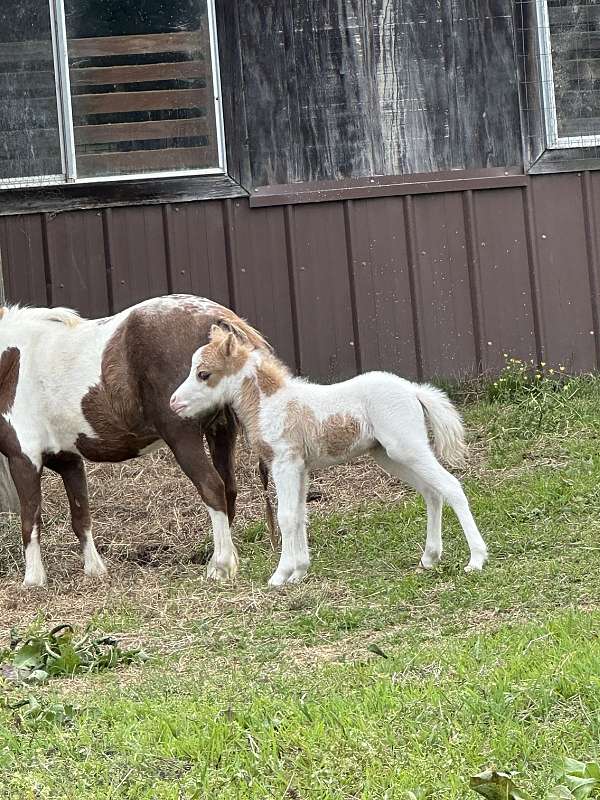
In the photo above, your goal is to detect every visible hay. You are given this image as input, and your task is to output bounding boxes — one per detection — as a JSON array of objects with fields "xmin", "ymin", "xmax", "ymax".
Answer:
[{"xmin": 0, "ymin": 439, "xmax": 408, "ymax": 636}]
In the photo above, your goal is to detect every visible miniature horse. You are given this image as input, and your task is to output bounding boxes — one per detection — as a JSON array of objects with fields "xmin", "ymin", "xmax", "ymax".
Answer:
[
  {"xmin": 171, "ymin": 326, "xmax": 488, "ymax": 586},
  {"xmin": 0, "ymin": 296, "xmax": 269, "ymax": 587}
]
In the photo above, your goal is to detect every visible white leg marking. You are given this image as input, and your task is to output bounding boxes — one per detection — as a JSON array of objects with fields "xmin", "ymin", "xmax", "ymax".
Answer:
[
  {"xmin": 206, "ymin": 508, "xmax": 239, "ymax": 580},
  {"xmin": 23, "ymin": 525, "xmax": 47, "ymax": 588},
  {"xmin": 268, "ymin": 461, "xmax": 310, "ymax": 587},
  {"xmin": 82, "ymin": 531, "xmax": 108, "ymax": 578}
]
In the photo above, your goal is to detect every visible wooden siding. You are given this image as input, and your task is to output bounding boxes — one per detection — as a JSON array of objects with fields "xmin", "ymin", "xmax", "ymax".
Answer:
[
  {"xmin": 218, "ymin": 0, "xmax": 523, "ymax": 188},
  {"xmin": 1, "ymin": 173, "xmax": 599, "ymax": 382}
]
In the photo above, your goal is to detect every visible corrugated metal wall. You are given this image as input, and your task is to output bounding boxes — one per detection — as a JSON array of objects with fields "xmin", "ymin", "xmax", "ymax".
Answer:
[{"xmin": 1, "ymin": 172, "xmax": 599, "ymax": 381}]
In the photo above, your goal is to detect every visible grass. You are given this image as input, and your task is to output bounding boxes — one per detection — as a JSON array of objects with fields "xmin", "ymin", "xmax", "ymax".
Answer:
[{"xmin": 1, "ymin": 367, "xmax": 600, "ymax": 799}]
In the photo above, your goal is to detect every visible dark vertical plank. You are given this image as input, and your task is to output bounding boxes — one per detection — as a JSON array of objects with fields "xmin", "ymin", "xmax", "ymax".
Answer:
[
  {"xmin": 532, "ymin": 173, "xmax": 596, "ymax": 371},
  {"xmin": 412, "ymin": 192, "xmax": 476, "ymax": 378},
  {"xmin": 289, "ymin": 0, "xmax": 377, "ymax": 181},
  {"xmin": 215, "ymin": 0, "xmax": 252, "ymax": 188},
  {"xmin": 473, "ymin": 187, "xmax": 537, "ymax": 371},
  {"xmin": 290, "ymin": 201, "xmax": 356, "ymax": 381},
  {"xmin": 44, "ymin": 209, "xmax": 110, "ymax": 317},
  {"xmin": 229, "ymin": 200, "xmax": 296, "ymax": 368},
  {"xmin": 164, "ymin": 202, "xmax": 230, "ymax": 306},
  {"xmin": 0, "ymin": 214, "xmax": 48, "ymax": 306},
  {"xmin": 347, "ymin": 196, "xmax": 418, "ymax": 378},
  {"xmin": 370, "ymin": 0, "xmax": 451, "ymax": 175},
  {"xmin": 106, "ymin": 206, "xmax": 169, "ymax": 311},
  {"xmin": 234, "ymin": 0, "xmax": 297, "ymax": 187},
  {"xmin": 448, "ymin": 0, "xmax": 522, "ymax": 169}
]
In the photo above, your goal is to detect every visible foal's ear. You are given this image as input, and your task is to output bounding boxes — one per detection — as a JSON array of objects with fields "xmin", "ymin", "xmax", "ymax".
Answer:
[
  {"xmin": 209, "ymin": 323, "xmax": 226, "ymax": 342},
  {"xmin": 221, "ymin": 331, "xmax": 238, "ymax": 357}
]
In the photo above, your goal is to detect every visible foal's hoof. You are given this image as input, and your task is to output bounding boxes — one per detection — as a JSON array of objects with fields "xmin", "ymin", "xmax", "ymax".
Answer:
[
  {"xmin": 419, "ymin": 549, "xmax": 442, "ymax": 570},
  {"xmin": 22, "ymin": 575, "xmax": 47, "ymax": 589},
  {"xmin": 267, "ymin": 569, "xmax": 307, "ymax": 587},
  {"xmin": 465, "ymin": 550, "xmax": 488, "ymax": 573}
]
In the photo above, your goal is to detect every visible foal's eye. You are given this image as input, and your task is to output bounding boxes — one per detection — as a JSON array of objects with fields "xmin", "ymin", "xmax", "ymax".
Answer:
[{"xmin": 197, "ymin": 371, "xmax": 211, "ymax": 382}]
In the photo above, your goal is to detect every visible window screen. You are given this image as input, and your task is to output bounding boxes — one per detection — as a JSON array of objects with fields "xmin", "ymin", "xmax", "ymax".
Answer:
[
  {"xmin": 0, "ymin": 1, "xmax": 62, "ymax": 183},
  {"xmin": 542, "ymin": 0, "xmax": 600, "ymax": 146},
  {"xmin": 0, "ymin": 0, "xmax": 223, "ymax": 188}
]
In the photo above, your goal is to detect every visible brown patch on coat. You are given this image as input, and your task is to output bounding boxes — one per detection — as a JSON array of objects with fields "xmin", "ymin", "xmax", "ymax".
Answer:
[
  {"xmin": 0, "ymin": 347, "xmax": 20, "ymax": 414},
  {"xmin": 237, "ymin": 377, "xmax": 274, "ymax": 463},
  {"xmin": 77, "ymin": 323, "xmax": 159, "ymax": 461},
  {"xmin": 282, "ymin": 403, "xmax": 361, "ymax": 460},
  {"xmin": 321, "ymin": 413, "xmax": 361, "ymax": 457},
  {"xmin": 0, "ymin": 307, "xmax": 6, "ymax": 319},
  {"xmin": 196, "ymin": 327, "xmax": 251, "ymax": 388},
  {"xmin": 283, "ymin": 400, "xmax": 320, "ymax": 459},
  {"xmin": 256, "ymin": 356, "xmax": 288, "ymax": 396}
]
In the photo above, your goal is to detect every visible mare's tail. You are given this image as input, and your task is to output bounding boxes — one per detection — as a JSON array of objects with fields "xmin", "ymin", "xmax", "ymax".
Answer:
[{"xmin": 414, "ymin": 384, "xmax": 466, "ymax": 467}]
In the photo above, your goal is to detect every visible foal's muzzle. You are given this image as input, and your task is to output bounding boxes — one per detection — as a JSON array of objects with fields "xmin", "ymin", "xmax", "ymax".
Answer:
[{"xmin": 169, "ymin": 394, "xmax": 187, "ymax": 415}]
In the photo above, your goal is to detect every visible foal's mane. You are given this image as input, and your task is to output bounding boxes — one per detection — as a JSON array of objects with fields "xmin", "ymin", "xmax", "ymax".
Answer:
[
  {"xmin": 0, "ymin": 304, "xmax": 82, "ymax": 327},
  {"xmin": 217, "ymin": 316, "xmax": 273, "ymax": 352}
]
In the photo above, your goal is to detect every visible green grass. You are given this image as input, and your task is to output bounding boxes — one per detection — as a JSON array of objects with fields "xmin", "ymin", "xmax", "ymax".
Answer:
[{"xmin": 2, "ymin": 374, "xmax": 600, "ymax": 799}]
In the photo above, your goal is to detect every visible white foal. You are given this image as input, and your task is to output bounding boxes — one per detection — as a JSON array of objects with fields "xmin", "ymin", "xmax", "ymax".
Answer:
[{"xmin": 171, "ymin": 326, "xmax": 488, "ymax": 586}]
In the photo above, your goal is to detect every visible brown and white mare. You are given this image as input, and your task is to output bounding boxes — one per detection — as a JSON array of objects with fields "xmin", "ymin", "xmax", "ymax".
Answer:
[{"xmin": 0, "ymin": 295, "xmax": 268, "ymax": 587}]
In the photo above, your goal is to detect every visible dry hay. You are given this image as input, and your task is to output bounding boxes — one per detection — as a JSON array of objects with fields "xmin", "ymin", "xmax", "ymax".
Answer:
[{"xmin": 0, "ymin": 438, "xmax": 412, "ymax": 637}]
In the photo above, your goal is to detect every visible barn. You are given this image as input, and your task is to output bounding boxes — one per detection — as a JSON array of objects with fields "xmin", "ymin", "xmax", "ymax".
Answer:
[{"xmin": 1, "ymin": 0, "xmax": 599, "ymax": 382}]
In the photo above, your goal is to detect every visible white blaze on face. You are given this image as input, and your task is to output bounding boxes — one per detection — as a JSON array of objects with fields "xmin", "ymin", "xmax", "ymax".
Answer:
[
  {"xmin": 23, "ymin": 525, "xmax": 47, "ymax": 588},
  {"xmin": 170, "ymin": 346, "xmax": 214, "ymax": 417}
]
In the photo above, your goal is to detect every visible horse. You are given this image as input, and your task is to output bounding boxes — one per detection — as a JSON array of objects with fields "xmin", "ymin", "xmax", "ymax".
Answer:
[
  {"xmin": 170, "ymin": 325, "xmax": 488, "ymax": 586},
  {"xmin": 0, "ymin": 295, "xmax": 270, "ymax": 587}
]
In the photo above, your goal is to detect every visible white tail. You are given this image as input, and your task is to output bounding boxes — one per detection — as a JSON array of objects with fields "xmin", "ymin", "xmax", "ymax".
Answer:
[{"xmin": 415, "ymin": 383, "xmax": 466, "ymax": 467}]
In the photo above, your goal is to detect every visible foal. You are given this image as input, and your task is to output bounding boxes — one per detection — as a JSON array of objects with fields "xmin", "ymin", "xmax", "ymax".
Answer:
[{"xmin": 171, "ymin": 327, "xmax": 488, "ymax": 586}]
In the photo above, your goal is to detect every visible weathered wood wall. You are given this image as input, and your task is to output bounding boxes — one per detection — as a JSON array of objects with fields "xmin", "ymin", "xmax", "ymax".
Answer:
[
  {"xmin": 2, "ymin": 172, "xmax": 599, "ymax": 383},
  {"xmin": 218, "ymin": 0, "xmax": 523, "ymax": 188}
]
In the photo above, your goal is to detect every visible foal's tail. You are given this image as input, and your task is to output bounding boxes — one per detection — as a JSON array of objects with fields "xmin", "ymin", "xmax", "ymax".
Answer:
[{"xmin": 414, "ymin": 384, "xmax": 466, "ymax": 467}]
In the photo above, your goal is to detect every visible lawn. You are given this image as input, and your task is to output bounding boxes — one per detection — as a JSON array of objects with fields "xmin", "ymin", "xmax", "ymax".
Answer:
[{"xmin": 0, "ymin": 367, "xmax": 599, "ymax": 799}]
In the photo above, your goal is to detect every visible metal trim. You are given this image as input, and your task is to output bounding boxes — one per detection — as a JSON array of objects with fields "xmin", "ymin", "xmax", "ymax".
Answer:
[
  {"xmin": 250, "ymin": 168, "xmax": 528, "ymax": 208},
  {"xmin": 52, "ymin": 0, "xmax": 77, "ymax": 180}
]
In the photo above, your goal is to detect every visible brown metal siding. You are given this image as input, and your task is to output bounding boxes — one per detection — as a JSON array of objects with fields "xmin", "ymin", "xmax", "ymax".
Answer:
[{"xmin": 1, "ymin": 173, "xmax": 598, "ymax": 381}]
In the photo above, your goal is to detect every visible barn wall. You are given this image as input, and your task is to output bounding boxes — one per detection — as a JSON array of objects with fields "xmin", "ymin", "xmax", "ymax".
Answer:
[
  {"xmin": 218, "ymin": 0, "xmax": 523, "ymax": 188},
  {"xmin": 1, "ymin": 172, "xmax": 598, "ymax": 382}
]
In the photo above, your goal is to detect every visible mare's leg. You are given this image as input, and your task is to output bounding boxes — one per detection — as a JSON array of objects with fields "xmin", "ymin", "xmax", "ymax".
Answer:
[
  {"xmin": 204, "ymin": 409, "xmax": 237, "ymax": 525},
  {"xmin": 9, "ymin": 455, "xmax": 45, "ymax": 587},
  {"xmin": 44, "ymin": 453, "xmax": 107, "ymax": 578},
  {"xmin": 375, "ymin": 437, "xmax": 487, "ymax": 571},
  {"xmin": 268, "ymin": 458, "xmax": 310, "ymax": 587},
  {"xmin": 373, "ymin": 450, "xmax": 443, "ymax": 568},
  {"xmin": 164, "ymin": 424, "xmax": 238, "ymax": 580}
]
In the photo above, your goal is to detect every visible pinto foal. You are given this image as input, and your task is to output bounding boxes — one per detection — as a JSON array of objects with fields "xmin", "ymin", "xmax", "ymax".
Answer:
[{"xmin": 171, "ymin": 327, "xmax": 488, "ymax": 586}]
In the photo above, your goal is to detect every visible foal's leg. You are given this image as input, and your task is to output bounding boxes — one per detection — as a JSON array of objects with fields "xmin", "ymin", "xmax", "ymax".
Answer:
[
  {"xmin": 45, "ymin": 454, "xmax": 107, "ymax": 578},
  {"xmin": 268, "ymin": 458, "xmax": 310, "ymax": 587},
  {"xmin": 9, "ymin": 455, "xmax": 45, "ymax": 587},
  {"xmin": 373, "ymin": 450, "xmax": 443, "ymax": 569},
  {"xmin": 204, "ymin": 409, "xmax": 238, "ymax": 525},
  {"xmin": 165, "ymin": 426, "xmax": 239, "ymax": 580},
  {"xmin": 377, "ymin": 440, "xmax": 487, "ymax": 571}
]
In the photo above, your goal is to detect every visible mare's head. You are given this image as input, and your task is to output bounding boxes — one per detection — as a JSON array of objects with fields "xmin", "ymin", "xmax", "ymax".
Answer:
[{"xmin": 170, "ymin": 324, "xmax": 255, "ymax": 418}]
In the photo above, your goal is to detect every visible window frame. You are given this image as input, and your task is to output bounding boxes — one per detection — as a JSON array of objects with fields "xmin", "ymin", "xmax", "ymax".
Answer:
[
  {"xmin": 0, "ymin": 0, "xmax": 227, "ymax": 191},
  {"xmin": 536, "ymin": 0, "xmax": 600, "ymax": 151}
]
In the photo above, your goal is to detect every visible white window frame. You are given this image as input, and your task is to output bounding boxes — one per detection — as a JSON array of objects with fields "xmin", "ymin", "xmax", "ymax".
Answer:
[
  {"xmin": 1, "ymin": 0, "xmax": 227, "ymax": 190},
  {"xmin": 537, "ymin": 0, "xmax": 600, "ymax": 150}
]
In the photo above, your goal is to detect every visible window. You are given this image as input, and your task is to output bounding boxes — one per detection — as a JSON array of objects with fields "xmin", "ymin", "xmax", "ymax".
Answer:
[
  {"xmin": 0, "ymin": 0, "xmax": 225, "ymax": 189},
  {"xmin": 537, "ymin": 0, "xmax": 600, "ymax": 148}
]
